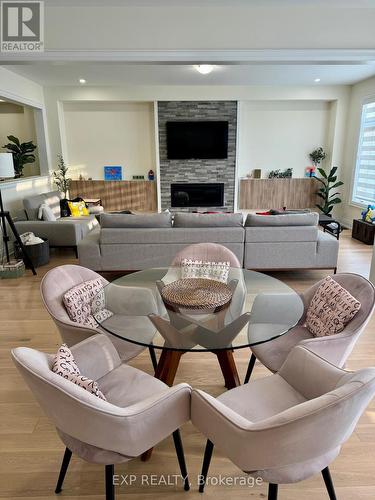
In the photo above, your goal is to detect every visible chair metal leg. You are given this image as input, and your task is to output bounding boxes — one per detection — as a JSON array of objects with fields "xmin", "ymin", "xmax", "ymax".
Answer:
[
  {"xmin": 198, "ymin": 439, "xmax": 214, "ymax": 493},
  {"xmin": 322, "ymin": 467, "xmax": 337, "ymax": 500},
  {"xmin": 268, "ymin": 483, "xmax": 278, "ymax": 500},
  {"xmin": 172, "ymin": 429, "xmax": 190, "ymax": 491},
  {"xmin": 244, "ymin": 353, "xmax": 256, "ymax": 384},
  {"xmin": 149, "ymin": 345, "xmax": 158, "ymax": 372},
  {"xmin": 105, "ymin": 464, "xmax": 115, "ymax": 500},
  {"xmin": 55, "ymin": 447, "xmax": 72, "ymax": 494}
]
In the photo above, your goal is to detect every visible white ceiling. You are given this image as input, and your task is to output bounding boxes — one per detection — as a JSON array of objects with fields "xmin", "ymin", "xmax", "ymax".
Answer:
[
  {"xmin": 42, "ymin": 0, "xmax": 375, "ymax": 6},
  {"xmin": 4, "ymin": 62, "xmax": 375, "ymax": 86}
]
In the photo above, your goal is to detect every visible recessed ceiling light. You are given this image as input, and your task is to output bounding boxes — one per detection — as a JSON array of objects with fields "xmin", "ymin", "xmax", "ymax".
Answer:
[
  {"xmin": 314, "ymin": 78, "xmax": 321, "ymax": 83},
  {"xmin": 79, "ymin": 78, "xmax": 86, "ymax": 84},
  {"xmin": 194, "ymin": 65, "xmax": 214, "ymax": 75}
]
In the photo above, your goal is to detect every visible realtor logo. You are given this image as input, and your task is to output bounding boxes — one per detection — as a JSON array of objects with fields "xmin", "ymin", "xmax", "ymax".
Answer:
[{"xmin": 1, "ymin": 1, "xmax": 44, "ymax": 52}]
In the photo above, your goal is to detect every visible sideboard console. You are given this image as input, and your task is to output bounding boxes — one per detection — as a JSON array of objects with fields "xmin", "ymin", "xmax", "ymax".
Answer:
[
  {"xmin": 69, "ymin": 180, "xmax": 157, "ymax": 212},
  {"xmin": 239, "ymin": 178, "xmax": 319, "ymax": 210}
]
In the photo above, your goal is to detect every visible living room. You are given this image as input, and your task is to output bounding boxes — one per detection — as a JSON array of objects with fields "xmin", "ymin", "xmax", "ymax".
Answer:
[{"xmin": 1, "ymin": 1, "xmax": 375, "ymax": 499}]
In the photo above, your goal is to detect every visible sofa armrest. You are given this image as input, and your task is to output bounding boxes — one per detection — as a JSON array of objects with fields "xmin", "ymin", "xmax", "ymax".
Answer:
[
  {"xmin": 77, "ymin": 228, "xmax": 101, "ymax": 270},
  {"xmin": 15, "ymin": 220, "xmax": 82, "ymax": 247}
]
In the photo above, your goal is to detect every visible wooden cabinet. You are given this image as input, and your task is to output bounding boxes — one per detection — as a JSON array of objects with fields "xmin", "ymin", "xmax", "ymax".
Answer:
[
  {"xmin": 69, "ymin": 180, "xmax": 157, "ymax": 212},
  {"xmin": 239, "ymin": 178, "xmax": 319, "ymax": 210},
  {"xmin": 352, "ymin": 219, "xmax": 375, "ymax": 245}
]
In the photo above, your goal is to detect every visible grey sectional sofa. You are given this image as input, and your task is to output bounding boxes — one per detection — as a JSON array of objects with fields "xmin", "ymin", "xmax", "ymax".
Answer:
[
  {"xmin": 78, "ymin": 212, "xmax": 245, "ymax": 271},
  {"xmin": 14, "ymin": 191, "xmax": 99, "ymax": 255},
  {"xmin": 78, "ymin": 211, "xmax": 339, "ymax": 272},
  {"xmin": 244, "ymin": 212, "xmax": 338, "ymax": 271}
]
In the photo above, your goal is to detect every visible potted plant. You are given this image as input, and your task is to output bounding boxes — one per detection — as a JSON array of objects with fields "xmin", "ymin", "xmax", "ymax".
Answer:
[
  {"xmin": 53, "ymin": 155, "xmax": 72, "ymax": 217},
  {"xmin": 315, "ymin": 166, "xmax": 344, "ymax": 216},
  {"xmin": 2, "ymin": 135, "xmax": 37, "ymax": 178},
  {"xmin": 309, "ymin": 147, "xmax": 326, "ymax": 168}
]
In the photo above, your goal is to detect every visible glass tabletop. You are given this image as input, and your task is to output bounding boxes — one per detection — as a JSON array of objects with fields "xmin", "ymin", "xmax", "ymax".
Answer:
[{"xmin": 93, "ymin": 267, "xmax": 304, "ymax": 352}]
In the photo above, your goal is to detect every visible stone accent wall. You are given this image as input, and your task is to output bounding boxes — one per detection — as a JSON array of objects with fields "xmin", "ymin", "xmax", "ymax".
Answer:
[{"xmin": 158, "ymin": 101, "xmax": 237, "ymax": 211}]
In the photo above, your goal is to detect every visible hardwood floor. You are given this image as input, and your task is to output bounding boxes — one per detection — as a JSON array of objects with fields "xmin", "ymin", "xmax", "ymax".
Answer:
[{"xmin": 1, "ymin": 230, "xmax": 374, "ymax": 499}]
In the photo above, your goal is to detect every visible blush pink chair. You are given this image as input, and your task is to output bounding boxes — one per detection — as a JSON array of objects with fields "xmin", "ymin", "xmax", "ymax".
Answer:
[
  {"xmin": 12, "ymin": 334, "xmax": 191, "ymax": 500},
  {"xmin": 168, "ymin": 243, "xmax": 247, "ymax": 322},
  {"xmin": 192, "ymin": 345, "xmax": 375, "ymax": 499},
  {"xmin": 40, "ymin": 264, "xmax": 158, "ymax": 369},
  {"xmin": 245, "ymin": 273, "xmax": 375, "ymax": 383}
]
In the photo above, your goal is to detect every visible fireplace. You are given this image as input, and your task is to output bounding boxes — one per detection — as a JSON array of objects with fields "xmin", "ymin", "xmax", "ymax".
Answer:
[{"xmin": 171, "ymin": 183, "xmax": 224, "ymax": 208}]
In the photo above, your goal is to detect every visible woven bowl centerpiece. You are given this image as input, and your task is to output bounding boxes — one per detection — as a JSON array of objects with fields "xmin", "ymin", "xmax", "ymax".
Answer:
[{"xmin": 161, "ymin": 278, "xmax": 233, "ymax": 310}]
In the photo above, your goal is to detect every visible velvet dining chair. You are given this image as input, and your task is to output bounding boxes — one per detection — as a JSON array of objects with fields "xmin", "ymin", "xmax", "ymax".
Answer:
[
  {"xmin": 12, "ymin": 334, "xmax": 191, "ymax": 499},
  {"xmin": 244, "ymin": 273, "xmax": 375, "ymax": 383},
  {"xmin": 192, "ymin": 345, "xmax": 375, "ymax": 499},
  {"xmin": 40, "ymin": 264, "xmax": 158, "ymax": 370}
]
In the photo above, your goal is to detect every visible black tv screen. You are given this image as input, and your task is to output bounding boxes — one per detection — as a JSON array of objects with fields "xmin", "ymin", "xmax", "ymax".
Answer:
[{"xmin": 166, "ymin": 121, "xmax": 228, "ymax": 159}]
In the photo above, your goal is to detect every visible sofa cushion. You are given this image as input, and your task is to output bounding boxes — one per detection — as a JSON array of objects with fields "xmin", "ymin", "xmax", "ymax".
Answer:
[
  {"xmin": 52, "ymin": 344, "xmax": 106, "ymax": 400},
  {"xmin": 100, "ymin": 213, "xmax": 172, "ymax": 228},
  {"xmin": 24, "ymin": 191, "xmax": 62, "ymax": 221},
  {"xmin": 305, "ymin": 276, "xmax": 361, "ymax": 337},
  {"xmin": 245, "ymin": 212, "xmax": 318, "ymax": 227},
  {"xmin": 38, "ymin": 203, "xmax": 57, "ymax": 221},
  {"xmin": 63, "ymin": 278, "xmax": 113, "ymax": 329},
  {"xmin": 100, "ymin": 227, "xmax": 245, "ymax": 245},
  {"xmin": 68, "ymin": 201, "xmax": 89, "ymax": 217},
  {"xmin": 181, "ymin": 258, "xmax": 230, "ymax": 283},
  {"xmin": 174, "ymin": 212, "xmax": 243, "ymax": 227},
  {"xmin": 245, "ymin": 226, "xmax": 318, "ymax": 243}
]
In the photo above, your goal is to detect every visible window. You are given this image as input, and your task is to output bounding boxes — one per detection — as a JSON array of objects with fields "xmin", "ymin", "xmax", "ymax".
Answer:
[{"xmin": 352, "ymin": 100, "xmax": 375, "ymax": 205}]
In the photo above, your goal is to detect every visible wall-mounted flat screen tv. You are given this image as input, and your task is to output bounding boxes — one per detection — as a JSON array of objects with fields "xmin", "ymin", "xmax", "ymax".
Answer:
[{"xmin": 166, "ymin": 121, "xmax": 229, "ymax": 159}]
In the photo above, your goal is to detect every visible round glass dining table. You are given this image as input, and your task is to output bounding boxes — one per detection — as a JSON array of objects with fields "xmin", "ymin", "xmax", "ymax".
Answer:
[{"xmin": 93, "ymin": 267, "xmax": 304, "ymax": 388}]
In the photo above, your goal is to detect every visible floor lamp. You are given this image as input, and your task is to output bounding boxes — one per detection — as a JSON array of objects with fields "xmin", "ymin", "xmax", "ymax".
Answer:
[{"xmin": 0, "ymin": 153, "xmax": 36, "ymax": 275}]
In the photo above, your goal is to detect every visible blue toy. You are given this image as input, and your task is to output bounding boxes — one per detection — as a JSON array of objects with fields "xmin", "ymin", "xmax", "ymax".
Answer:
[{"xmin": 361, "ymin": 204, "xmax": 375, "ymax": 223}]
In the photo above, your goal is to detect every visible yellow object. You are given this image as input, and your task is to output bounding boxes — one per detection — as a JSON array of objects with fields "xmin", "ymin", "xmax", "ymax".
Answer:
[{"xmin": 68, "ymin": 201, "xmax": 89, "ymax": 217}]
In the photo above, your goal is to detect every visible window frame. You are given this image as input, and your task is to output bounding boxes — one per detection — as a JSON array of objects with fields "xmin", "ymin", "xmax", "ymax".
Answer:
[{"xmin": 351, "ymin": 96, "xmax": 375, "ymax": 208}]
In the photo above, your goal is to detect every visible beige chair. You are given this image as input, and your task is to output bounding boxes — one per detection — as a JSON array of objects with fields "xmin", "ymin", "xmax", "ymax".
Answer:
[
  {"xmin": 40, "ymin": 264, "xmax": 158, "ymax": 369},
  {"xmin": 192, "ymin": 345, "xmax": 375, "ymax": 499},
  {"xmin": 168, "ymin": 242, "xmax": 247, "ymax": 322},
  {"xmin": 12, "ymin": 334, "xmax": 191, "ymax": 499},
  {"xmin": 245, "ymin": 273, "xmax": 375, "ymax": 383}
]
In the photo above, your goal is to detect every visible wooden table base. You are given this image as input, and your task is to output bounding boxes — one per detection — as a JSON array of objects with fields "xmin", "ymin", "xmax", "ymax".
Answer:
[{"xmin": 140, "ymin": 348, "xmax": 240, "ymax": 462}]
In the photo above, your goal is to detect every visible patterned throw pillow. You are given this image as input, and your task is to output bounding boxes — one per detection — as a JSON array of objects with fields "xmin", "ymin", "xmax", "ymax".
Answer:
[
  {"xmin": 305, "ymin": 276, "xmax": 361, "ymax": 337},
  {"xmin": 181, "ymin": 259, "xmax": 230, "ymax": 283},
  {"xmin": 52, "ymin": 344, "xmax": 106, "ymax": 400},
  {"xmin": 63, "ymin": 278, "xmax": 113, "ymax": 329},
  {"xmin": 68, "ymin": 201, "xmax": 89, "ymax": 217}
]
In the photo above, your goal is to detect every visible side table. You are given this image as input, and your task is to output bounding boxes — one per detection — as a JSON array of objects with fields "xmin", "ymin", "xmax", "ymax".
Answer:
[
  {"xmin": 352, "ymin": 219, "xmax": 375, "ymax": 245},
  {"xmin": 319, "ymin": 214, "xmax": 341, "ymax": 240}
]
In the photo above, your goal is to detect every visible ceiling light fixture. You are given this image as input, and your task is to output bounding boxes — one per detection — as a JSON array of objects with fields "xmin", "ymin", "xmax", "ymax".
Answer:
[
  {"xmin": 314, "ymin": 78, "xmax": 321, "ymax": 83},
  {"xmin": 79, "ymin": 78, "xmax": 86, "ymax": 84},
  {"xmin": 194, "ymin": 65, "xmax": 214, "ymax": 75}
]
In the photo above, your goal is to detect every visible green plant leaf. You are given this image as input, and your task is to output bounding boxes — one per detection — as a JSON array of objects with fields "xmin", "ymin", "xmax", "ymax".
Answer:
[
  {"xmin": 326, "ymin": 206, "xmax": 333, "ymax": 214},
  {"xmin": 317, "ymin": 167, "xmax": 327, "ymax": 178},
  {"xmin": 316, "ymin": 204, "xmax": 325, "ymax": 212},
  {"xmin": 329, "ymin": 198, "xmax": 342, "ymax": 205},
  {"xmin": 330, "ymin": 181, "xmax": 344, "ymax": 189},
  {"xmin": 7, "ymin": 135, "xmax": 20, "ymax": 146},
  {"xmin": 329, "ymin": 166, "xmax": 338, "ymax": 176},
  {"xmin": 316, "ymin": 193, "xmax": 325, "ymax": 199}
]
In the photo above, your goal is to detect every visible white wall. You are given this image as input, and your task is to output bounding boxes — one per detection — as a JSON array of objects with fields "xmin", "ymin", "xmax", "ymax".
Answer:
[
  {"xmin": 43, "ymin": 5, "xmax": 375, "ymax": 51},
  {"xmin": 237, "ymin": 100, "xmax": 332, "ymax": 178},
  {"xmin": 0, "ymin": 67, "xmax": 50, "ymax": 215},
  {"xmin": 0, "ymin": 103, "xmax": 40, "ymax": 177},
  {"xmin": 63, "ymin": 101, "xmax": 155, "ymax": 180},
  {"xmin": 44, "ymin": 84, "xmax": 350, "ymax": 211},
  {"xmin": 340, "ymin": 76, "xmax": 375, "ymax": 227}
]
